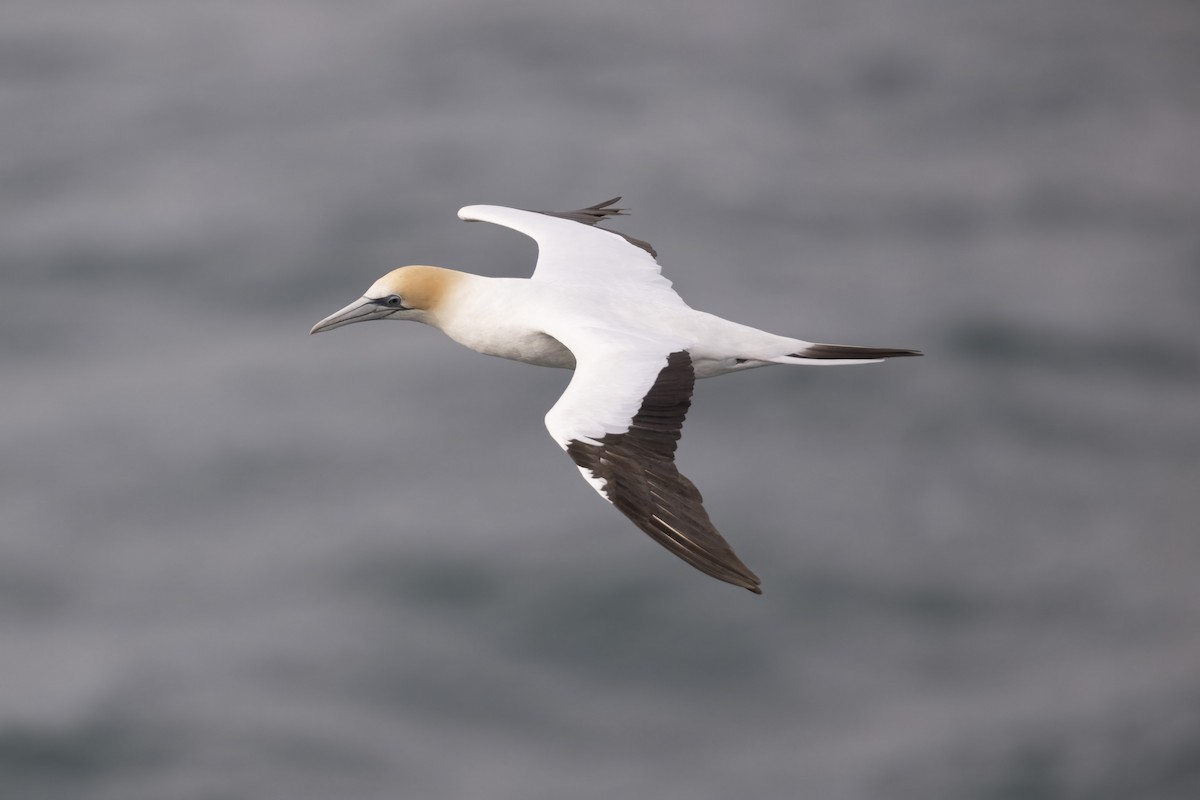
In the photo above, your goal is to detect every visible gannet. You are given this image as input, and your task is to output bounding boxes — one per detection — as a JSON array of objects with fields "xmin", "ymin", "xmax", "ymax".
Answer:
[{"xmin": 311, "ymin": 199, "xmax": 920, "ymax": 594}]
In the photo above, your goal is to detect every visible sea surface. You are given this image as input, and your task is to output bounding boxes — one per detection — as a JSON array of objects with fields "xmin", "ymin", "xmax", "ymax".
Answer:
[{"xmin": 3, "ymin": 1, "xmax": 1199, "ymax": 798}]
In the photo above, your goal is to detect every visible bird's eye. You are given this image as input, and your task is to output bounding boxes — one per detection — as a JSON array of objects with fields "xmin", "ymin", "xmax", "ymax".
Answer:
[{"xmin": 384, "ymin": 295, "xmax": 402, "ymax": 307}]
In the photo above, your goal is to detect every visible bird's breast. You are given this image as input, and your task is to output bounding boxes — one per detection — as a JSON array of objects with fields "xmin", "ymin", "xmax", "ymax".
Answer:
[
  {"xmin": 488, "ymin": 330, "xmax": 577, "ymax": 368},
  {"xmin": 441, "ymin": 320, "xmax": 576, "ymax": 369},
  {"xmin": 433, "ymin": 279, "xmax": 580, "ymax": 368}
]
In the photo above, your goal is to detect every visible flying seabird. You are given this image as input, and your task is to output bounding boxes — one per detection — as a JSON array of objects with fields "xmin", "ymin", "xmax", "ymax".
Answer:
[{"xmin": 311, "ymin": 198, "xmax": 920, "ymax": 593}]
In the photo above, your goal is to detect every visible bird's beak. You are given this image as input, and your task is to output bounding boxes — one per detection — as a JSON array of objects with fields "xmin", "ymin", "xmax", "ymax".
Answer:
[{"xmin": 310, "ymin": 297, "xmax": 386, "ymax": 334}]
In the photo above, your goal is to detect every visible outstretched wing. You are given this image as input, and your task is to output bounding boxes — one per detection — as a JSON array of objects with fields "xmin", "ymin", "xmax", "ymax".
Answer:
[
  {"xmin": 457, "ymin": 198, "xmax": 677, "ymax": 294},
  {"xmin": 542, "ymin": 330, "xmax": 762, "ymax": 594}
]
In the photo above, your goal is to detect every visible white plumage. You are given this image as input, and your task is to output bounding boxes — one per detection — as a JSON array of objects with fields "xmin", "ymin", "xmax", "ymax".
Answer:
[{"xmin": 312, "ymin": 199, "xmax": 920, "ymax": 593}]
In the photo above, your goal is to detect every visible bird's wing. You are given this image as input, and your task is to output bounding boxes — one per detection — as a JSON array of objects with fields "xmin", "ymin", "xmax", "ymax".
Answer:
[
  {"xmin": 541, "ymin": 327, "xmax": 762, "ymax": 593},
  {"xmin": 457, "ymin": 198, "xmax": 679, "ymax": 295}
]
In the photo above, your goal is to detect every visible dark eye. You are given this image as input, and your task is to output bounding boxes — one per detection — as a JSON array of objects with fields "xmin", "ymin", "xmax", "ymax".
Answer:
[{"xmin": 384, "ymin": 295, "xmax": 402, "ymax": 307}]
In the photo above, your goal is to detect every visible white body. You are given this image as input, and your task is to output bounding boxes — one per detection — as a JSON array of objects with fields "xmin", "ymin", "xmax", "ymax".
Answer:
[
  {"xmin": 432, "ymin": 274, "xmax": 850, "ymax": 378},
  {"xmin": 311, "ymin": 200, "xmax": 918, "ymax": 593}
]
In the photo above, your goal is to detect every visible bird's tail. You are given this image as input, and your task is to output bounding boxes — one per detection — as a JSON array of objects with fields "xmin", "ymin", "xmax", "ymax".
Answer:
[{"xmin": 769, "ymin": 343, "xmax": 923, "ymax": 366}]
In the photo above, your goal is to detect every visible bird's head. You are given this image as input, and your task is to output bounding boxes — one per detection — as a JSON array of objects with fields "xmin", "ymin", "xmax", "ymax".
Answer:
[{"xmin": 309, "ymin": 265, "xmax": 461, "ymax": 334}]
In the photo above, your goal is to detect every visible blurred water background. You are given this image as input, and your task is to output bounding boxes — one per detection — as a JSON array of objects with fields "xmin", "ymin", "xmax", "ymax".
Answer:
[{"xmin": 3, "ymin": 1, "xmax": 1199, "ymax": 798}]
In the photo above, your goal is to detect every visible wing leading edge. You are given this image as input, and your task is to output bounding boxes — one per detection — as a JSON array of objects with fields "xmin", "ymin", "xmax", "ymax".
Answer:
[{"xmin": 457, "ymin": 198, "xmax": 673, "ymax": 291}]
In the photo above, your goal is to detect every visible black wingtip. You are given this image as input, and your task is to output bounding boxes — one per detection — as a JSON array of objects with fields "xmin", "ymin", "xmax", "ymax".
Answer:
[
  {"xmin": 589, "ymin": 196, "xmax": 626, "ymax": 214},
  {"xmin": 537, "ymin": 198, "xmax": 658, "ymax": 258},
  {"xmin": 564, "ymin": 350, "xmax": 762, "ymax": 593},
  {"xmin": 540, "ymin": 197, "xmax": 628, "ymax": 225}
]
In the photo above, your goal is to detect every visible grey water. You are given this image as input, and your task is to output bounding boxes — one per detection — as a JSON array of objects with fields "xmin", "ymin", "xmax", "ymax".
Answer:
[{"xmin": 3, "ymin": 1, "xmax": 1199, "ymax": 798}]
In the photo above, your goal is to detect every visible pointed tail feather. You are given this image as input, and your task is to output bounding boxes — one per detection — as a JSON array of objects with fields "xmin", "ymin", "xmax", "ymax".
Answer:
[{"xmin": 792, "ymin": 343, "xmax": 923, "ymax": 360}]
